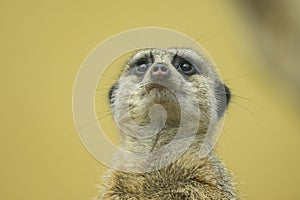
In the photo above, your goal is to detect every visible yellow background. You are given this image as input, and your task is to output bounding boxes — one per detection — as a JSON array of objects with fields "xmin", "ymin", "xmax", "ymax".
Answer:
[{"xmin": 1, "ymin": 1, "xmax": 299, "ymax": 199}]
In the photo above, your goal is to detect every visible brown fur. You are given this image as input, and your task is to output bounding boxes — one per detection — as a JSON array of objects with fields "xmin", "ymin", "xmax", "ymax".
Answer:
[{"xmin": 97, "ymin": 48, "xmax": 239, "ymax": 199}]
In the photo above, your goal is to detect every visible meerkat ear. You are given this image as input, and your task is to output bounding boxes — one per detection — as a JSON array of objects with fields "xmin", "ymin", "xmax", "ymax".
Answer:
[
  {"xmin": 224, "ymin": 84, "xmax": 231, "ymax": 105},
  {"xmin": 108, "ymin": 83, "xmax": 118, "ymax": 105},
  {"xmin": 215, "ymin": 83, "xmax": 231, "ymax": 118}
]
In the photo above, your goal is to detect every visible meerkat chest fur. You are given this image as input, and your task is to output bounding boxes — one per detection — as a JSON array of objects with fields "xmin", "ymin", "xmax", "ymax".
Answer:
[{"xmin": 100, "ymin": 48, "xmax": 238, "ymax": 199}]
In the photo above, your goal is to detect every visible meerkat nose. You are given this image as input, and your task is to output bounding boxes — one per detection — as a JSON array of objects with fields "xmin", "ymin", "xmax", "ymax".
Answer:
[{"xmin": 150, "ymin": 63, "xmax": 170, "ymax": 79}]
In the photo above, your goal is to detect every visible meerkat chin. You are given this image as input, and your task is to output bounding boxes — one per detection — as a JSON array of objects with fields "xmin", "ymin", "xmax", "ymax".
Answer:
[{"xmin": 98, "ymin": 48, "xmax": 238, "ymax": 200}]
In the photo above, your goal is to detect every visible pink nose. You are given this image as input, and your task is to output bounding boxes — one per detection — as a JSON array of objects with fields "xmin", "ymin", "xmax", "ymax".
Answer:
[{"xmin": 151, "ymin": 63, "xmax": 170, "ymax": 79}]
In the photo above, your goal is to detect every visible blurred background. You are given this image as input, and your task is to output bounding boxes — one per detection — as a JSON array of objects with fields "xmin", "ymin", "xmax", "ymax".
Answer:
[{"xmin": 1, "ymin": 0, "xmax": 299, "ymax": 199}]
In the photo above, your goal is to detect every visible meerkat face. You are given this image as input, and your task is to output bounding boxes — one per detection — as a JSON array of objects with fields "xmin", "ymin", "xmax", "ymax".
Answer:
[{"xmin": 109, "ymin": 48, "xmax": 230, "ymax": 135}]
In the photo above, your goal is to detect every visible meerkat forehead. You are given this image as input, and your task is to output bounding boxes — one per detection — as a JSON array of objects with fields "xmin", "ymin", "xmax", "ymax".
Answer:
[{"xmin": 129, "ymin": 48, "xmax": 206, "ymax": 61}]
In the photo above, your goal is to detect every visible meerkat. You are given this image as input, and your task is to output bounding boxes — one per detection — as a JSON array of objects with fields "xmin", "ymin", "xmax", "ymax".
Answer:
[{"xmin": 97, "ymin": 48, "xmax": 238, "ymax": 199}]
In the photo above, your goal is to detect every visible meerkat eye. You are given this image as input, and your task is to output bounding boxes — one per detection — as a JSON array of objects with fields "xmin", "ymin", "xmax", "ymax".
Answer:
[
  {"xmin": 178, "ymin": 61, "xmax": 195, "ymax": 75},
  {"xmin": 134, "ymin": 58, "xmax": 149, "ymax": 75}
]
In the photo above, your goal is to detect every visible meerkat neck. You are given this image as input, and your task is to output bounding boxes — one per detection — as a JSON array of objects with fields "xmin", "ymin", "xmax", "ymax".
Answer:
[{"xmin": 120, "ymin": 126, "xmax": 208, "ymax": 154}]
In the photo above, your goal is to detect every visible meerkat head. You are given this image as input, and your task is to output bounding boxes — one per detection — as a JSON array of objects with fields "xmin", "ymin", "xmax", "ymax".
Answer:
[{"xmin": 109, "ymin": 48, "xmax": 230, "ymax": 147}]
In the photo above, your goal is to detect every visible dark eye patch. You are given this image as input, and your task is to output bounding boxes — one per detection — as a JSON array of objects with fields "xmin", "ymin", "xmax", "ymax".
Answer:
[
  {"xmin": 172, "ymin": 54, "xmax": 199, "ymax": 76},
  {"xmin": 129, "ymin": 51, "xmax": 154, "ymax": 76},
  {"xmin": 136, "ymin": 58, "xmax": 149, "ymax": 66},
  {"xmin": 129, "ymin": 51, "xmax": 154, "ymax": 68}
]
